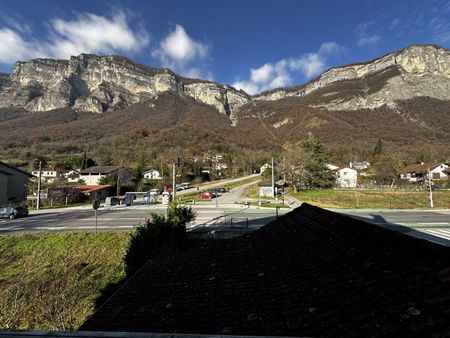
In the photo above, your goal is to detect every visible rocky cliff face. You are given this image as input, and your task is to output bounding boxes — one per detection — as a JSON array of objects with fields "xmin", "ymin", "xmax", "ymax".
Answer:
[
  {"xmin": 1, "ymin": 45, "xmax": 449, "ymax": 118},
  {"xmin": 254, "ymin": 45, "xmax": 450, "ymax": 110},
  {"xmin": 0, "ymin": 54, "xmax": 250, "ymax": 116}
]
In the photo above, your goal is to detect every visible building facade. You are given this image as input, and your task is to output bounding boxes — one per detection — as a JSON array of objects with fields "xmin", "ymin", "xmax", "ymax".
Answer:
[{"xmin": 0, "ymin": 161, "xmax": 31, "ymax": 205}]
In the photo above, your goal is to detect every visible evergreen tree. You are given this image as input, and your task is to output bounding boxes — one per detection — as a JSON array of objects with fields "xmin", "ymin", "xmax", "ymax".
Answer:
[{"xmin": 373, "ymin": 139, "xmax": 383, "ymax": 156}]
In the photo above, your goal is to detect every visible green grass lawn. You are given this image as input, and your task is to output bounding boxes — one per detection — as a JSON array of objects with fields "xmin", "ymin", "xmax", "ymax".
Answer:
[
  {"xmin": 0, "ymin": 232, "xmax": 128, "ymax": 330},
  {"xmin": 291, "ymin": 189, "xmax": 450, "ymax": 209}
]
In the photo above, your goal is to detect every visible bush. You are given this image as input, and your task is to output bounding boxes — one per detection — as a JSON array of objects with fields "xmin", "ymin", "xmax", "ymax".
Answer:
[{"xmin": 123, "ymin": 203, "xmax": 196, "ymax": 276}]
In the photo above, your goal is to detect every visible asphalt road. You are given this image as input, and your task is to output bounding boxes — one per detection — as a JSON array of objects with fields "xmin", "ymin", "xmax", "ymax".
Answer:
[
  {"xmin": 334, "ymin": 208, "xmax": 450, "ymax": 245},
  {"xmin": 0, "ymin": 204, "xmax": 288, "ymax": 235},
  {"xmin": 2, "ymin": 194, "xmax": 449, "ymax": 246},
  {"xmin": 334, "ymin": 209, "xmax": 450, "ymax": 227}
]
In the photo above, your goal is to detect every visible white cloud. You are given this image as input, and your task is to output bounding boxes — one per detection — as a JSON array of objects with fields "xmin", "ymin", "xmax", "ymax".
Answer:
[
  {"xmin": 357, "ymin": 34, "xmax": 381, "ymax": 46},
  {"xmin": 152, "ymin": 24, "xmax": 210, "ymax": 78},
  {"xmin": 356, "ymin": 21, "xmax": 381, "ymax": 46},
  {"xmin": 232, "ymin": 42, "xmax": 343, "ymax": 95},
  {"xmin": 0, "ymin": 28, "xmax": 44, "ymax": 63},
  {"xmin": 49, "ymin": 11, "xmax": 149, "ymax": 58},
  {"xmin": 0, "ymin": 10, "xmax": 149, "ymax": 64}
]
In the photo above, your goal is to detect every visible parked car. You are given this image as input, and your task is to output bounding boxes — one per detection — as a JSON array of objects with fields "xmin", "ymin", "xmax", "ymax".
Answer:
[
  {"xmin": 0, "ymin": 206, "xmax": 29, "ymax": 219},
  {"xmin": 199, "ymin": 191, "xmax": 217, "ymax": 199},
  {"xmin": 213, "ymin": 187, "xmax": 228, "ymax": 193},
  {"xmin": 150, "ymin": 188, "xmax": 163, "ymax": 195},
  {"xmin": 105, "ymin": 196, "xmax": 119, "ymax": 206},
  {"xmin": 181, "ymin": 182, "xmax": 192, "ymax": 189}
]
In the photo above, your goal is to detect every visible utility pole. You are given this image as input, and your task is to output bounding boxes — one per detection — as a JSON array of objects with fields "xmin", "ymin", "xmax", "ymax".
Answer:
[
  {"xmin": 271, "ymin": 157, "xmax": 275, "ymax": 198},
  {"xmin": 36, "ymin": 161, "xmax": 42, "ymax": 210},
  {"xmin": 172, "ymin": 161, "xmax": 176, "ymax": 201},
  {"xmin": 116, "ymin": 172, "xmax": 121, "ymax": 198},
  {"xmin": 428, "ymin": 168, "xmax": 434, "ymax": 208}
]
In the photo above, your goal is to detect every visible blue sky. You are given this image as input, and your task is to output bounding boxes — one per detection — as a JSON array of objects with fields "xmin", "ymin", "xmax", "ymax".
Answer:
[{"xmin": 1, "ymin": 0, "xmax": 450, "ymax": 94}]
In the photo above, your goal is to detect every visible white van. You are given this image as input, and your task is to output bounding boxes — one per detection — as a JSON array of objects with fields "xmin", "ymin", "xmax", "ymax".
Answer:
[{"xmin": 162, "ymin": 192, "xmax": 172, "ymax": 205}]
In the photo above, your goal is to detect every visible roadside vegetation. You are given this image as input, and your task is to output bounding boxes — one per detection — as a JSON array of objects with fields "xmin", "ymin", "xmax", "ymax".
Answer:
[
  {"xmin": 292, "ymin": 189, "xmax": 450, "ymax": 209},
  {"xmin": 0, "ymin": 232, "xmax": 127, "ymax": 330},
  {"xmin": 124, "ymin": 203, "xmax": 195, "ymax": 276},
  {"xmin": 0, "ymin": 203, "xmax": 195, "ymax": 331}
]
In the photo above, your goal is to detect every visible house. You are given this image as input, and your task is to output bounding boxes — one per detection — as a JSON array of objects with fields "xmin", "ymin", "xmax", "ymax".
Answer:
[
  {"xmin": 143, "ymin": 169, "xmax": 162, "ymax": 180},
  {"xmin": 216, "ymin": 162, "xmax": 228, "ymax": 170},
  {"xmin": 401, "ymin": 163, "xmax": 449, "ymax": 182},
  {"xmin": 81, "ymin": 204, "xmax": 450, "ymax": 337},
  {"xmin": 336, "ymin": 167, "xmax": 358, "ymax": 188},
  {"xmin": 79, "ymin": 166, "xmax": 120, "ymax": 185},
  {"xmin": 260, "ymin": 163, "xmax": 272, "ymax": 174},
  {"xmin": 445, "ymin": 168, "xmax": 450, "ymax": 180},
  {"xmin": 350, "ymin": 161, "xmax": 370, "ymax": 171},
  {"xmin": 0, "ymin": 161, "xmax": 31, "ymax": 205},
  {"xmin": 429, "ymin": 163, "xmax": 449, "ymax": 180},
  {"xmin": 64, "ymin": 169, "xmax": 81, "ymax": 183},
  {"xmin": 31, "ymin": 166, "xmax": 67, "ymax": 183}
]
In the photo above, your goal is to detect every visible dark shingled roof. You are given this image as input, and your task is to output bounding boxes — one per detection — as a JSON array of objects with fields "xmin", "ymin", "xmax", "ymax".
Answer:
[
  {"xmin": 0, "ymin": 161, "xmax": 32, "ymax": 177},
  {"xmin": 81, "ymin": 204, "xmax": 450, "ymax": 337}
]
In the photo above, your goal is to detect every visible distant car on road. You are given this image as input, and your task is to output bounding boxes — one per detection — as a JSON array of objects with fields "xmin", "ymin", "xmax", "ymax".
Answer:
[
  {"xmin": 181, "ymin": 182, "xmax": 192, "ymax": 189},
  {"xmin": 150, "ymin": 188, "xmax": 163, "ymax": 195},
  {"xmin": 213, "ymin": 187, "xmax": 228, "ymax": 193},
  {"xmin": 199, "ymin": 191, "xmax": 217, "ymax": 199},
  {"xmin": 105, "ymin": 196, "xmax": 120, "ymax": 206},
  {"xmin": 0, "ymin": 206, "xmax": 29, "ymax": 219}
]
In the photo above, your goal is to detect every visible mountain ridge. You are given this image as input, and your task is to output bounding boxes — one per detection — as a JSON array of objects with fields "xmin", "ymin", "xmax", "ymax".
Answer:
[
  {"xmin": 1, "ymin": 44, "xmax": 450, "ymax": 117},
  {"xmin": 0, "ymin": 44, "xmax": 450, "ymax": 164}
]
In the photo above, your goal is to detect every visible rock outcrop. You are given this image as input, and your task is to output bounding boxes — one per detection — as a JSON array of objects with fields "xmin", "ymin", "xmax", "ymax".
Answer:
[
  {"xmin": 1, "ymin": 45, "xmax": 449, "ymax": 117},
  {"xmin": 0, "ymin": 54, "xmax": 250, "ymax": 116},
  {"xmin": 254, "ymin": 45, "xmax": 450, "ymax": 110}
]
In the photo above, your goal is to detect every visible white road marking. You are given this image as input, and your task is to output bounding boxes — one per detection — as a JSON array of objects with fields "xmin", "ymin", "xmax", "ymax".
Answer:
[
  {"xmin": 57, "ymin": 218, "xmax": 144, "ymax": 221},
  {"xmin": 418, "ymin": 229, "xmax": 450, "ymax": 241},
  {"xmin": 72, "ymin": 225, "xmax": 134, "ymax": 229},
  {"xmin": 36, "ymin": 227, "xmax": 67, "ymax": 230},
  {"xmin": 417, "ymin": 222, "xmax": 450, "ymax": 226}
]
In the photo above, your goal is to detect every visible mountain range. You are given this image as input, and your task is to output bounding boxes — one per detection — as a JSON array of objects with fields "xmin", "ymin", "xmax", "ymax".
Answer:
[{"xmin": 0, "ymin": 44, "xmax": 449, "ymax": 165}]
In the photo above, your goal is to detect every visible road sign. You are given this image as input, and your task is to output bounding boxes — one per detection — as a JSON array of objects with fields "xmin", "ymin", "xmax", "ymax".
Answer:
[{"xmin": 92, "ymin": 200, "xmax": 100, "ymax": 210}]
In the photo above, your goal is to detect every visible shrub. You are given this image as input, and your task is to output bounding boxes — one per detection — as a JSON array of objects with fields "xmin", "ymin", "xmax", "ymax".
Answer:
[{"xmin": 123, "ymin": 203, "xmax": 196, "ymax": 276}]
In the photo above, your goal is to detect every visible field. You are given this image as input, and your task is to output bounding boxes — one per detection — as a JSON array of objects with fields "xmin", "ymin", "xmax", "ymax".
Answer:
[
  {"xmin": 291, "ymin": 189, "xmax": 450, "ymax": 209},
  {"xmin": 0, "ymin": 233, "xmax": 127, "ymax": 330}
]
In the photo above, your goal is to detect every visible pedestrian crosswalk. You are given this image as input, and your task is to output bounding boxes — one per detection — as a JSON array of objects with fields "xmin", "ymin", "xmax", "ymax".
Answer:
[{"xmin": 417, "ymin": 228, "xmax": 450, "ymax": 241}]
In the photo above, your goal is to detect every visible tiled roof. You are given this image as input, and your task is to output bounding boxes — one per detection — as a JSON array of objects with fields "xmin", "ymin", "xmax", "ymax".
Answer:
[
  {"xmin": 404, "ymin": 163, "xmax": 440, "ymax": 174},
  {"xmin": 81, "ymin": 204, "xmax": 450, "ymax": 337},
  {"xmin": 80, "ymin": 166, "xmax": 120, "ymax": 174}
]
